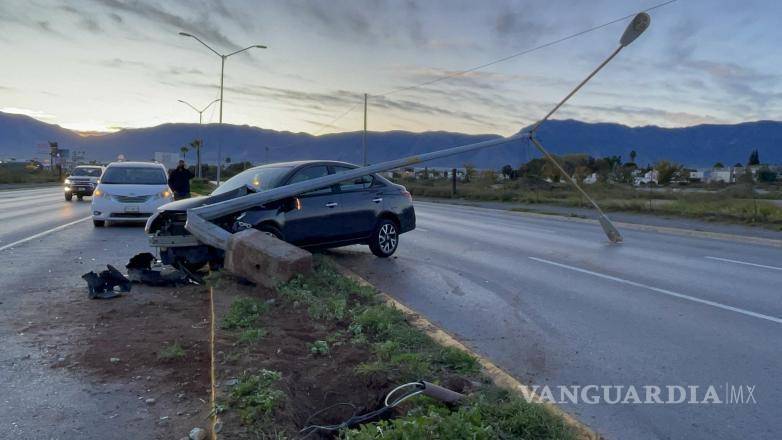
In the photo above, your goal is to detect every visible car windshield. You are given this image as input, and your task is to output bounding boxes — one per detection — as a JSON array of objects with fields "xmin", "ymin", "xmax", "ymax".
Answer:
[
  {"xmin": 211, "ymin": 166, "xmax": 293, "ymax": 196},
  {"xmin": 100, "ymin": 166, "xmax": 167, "ymax": 184},
  {"xmin": 70, "ymin": 167, "xmax": 102, "ymax": 177}
]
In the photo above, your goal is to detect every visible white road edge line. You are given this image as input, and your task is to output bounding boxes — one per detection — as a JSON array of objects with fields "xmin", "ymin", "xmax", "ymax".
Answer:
[
  {"xmin": 705, "ymin": 256, "xmax": 782, "ymax": 272},
  {"xmin": 529, "ymin": 256, "xmax": 782, "ymax": 325},
  {"xmin": 0, "ymin": 216, "xmax": 92, "ymax": 252}
]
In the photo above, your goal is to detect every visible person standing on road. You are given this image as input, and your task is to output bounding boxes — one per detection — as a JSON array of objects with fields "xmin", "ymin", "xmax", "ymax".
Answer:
[{"xmin": 168, "ymin": 160, "xmax": 194, "ymax": 200}]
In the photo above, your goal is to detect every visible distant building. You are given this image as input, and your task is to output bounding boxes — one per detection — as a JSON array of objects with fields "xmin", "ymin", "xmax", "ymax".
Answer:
[{"xmin": 154, "ymin": 152, "xmax": 180, "ymax": 170}]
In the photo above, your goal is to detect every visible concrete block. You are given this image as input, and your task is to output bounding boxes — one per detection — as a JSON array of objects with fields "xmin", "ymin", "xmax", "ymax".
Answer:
[{"xmin": 224, "ymin": 229, "xmax": 312, "ymax": 288}]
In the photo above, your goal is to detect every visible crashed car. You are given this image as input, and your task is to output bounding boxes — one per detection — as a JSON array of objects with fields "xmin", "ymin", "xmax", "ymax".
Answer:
[{"xmin": 145, "ymin": 160, "xmax": 416, "ymax": 270}]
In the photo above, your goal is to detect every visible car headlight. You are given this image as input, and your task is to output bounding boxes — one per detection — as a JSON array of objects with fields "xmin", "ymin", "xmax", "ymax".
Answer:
[
  {"xmin": 155, "ymin": 189, "xmax": 173, "ymax": 200},
  {"xmin": 64, "ymin": 179, "xmax": 72, "ymax": 185},
  {"xmin": 93, "ymin": 187, "xmax": 108, "ymax": 198}
]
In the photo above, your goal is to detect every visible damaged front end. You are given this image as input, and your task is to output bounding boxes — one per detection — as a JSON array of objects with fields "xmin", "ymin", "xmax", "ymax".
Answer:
[{"xmin": 145, "ymin": 188, "xmax": 257, "ymax": 271}]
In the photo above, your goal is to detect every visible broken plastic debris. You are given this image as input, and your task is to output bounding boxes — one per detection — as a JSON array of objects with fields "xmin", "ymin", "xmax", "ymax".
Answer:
[{"xmin": 81, "ymin": 265, "xmax": 131, "ymax": 299}]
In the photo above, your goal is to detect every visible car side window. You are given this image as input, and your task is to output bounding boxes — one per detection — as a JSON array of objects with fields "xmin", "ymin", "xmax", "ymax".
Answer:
[
  {"xmin": 289, "ymin": 165, "xmax": 332, "ymax": 196},
  {"xmin": 339, "ymin": 174, "xmax": 374, "ymax": 192},
  {"xmin": 334, "ymin": 166, "xmax": 374, "ymax": 192}
]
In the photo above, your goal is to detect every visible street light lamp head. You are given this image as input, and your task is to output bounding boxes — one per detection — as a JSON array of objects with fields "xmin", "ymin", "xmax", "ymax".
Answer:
[
  {"xmin": 255, "ymin": 45, "xmax": 268, "ymax": 49},
  {"xmin": 179, "ymin": 32, "xmax": 193, "ymax": 37},
  {"xmin": 619, "ymin": 12, "xmax": 651, "ymax": 47}
]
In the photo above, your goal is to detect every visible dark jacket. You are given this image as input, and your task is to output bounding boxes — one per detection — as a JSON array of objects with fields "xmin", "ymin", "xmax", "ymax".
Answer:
[{"xmin": 168, "ymin": 167, "xmax": 194, "ymax": 194}]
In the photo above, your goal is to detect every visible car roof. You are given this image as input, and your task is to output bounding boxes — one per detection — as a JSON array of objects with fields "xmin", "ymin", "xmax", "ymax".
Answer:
[
  {"xmin": 74, "ymin": 165, "xmax": 104, "ymax": 169},
  {"xmin": 251, "ymin": 160, "xmax": 358, "ymax": 171},
  {"xmin": 106, "ymin": 161, "xmax": 165, "ymax": 168}
]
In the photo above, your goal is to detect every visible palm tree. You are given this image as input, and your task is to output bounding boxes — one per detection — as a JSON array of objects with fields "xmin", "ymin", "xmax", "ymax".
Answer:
[
  {"xmin": 629, "ymin": 150, "xmax": 637, "ymax": 164},
  {"xmin": 180, "ymin": 146, "xmax": 189, "ymax": 160},
  {"xmin": 189, "ymin": 139, "xmax": 202, "ymax": 177}
]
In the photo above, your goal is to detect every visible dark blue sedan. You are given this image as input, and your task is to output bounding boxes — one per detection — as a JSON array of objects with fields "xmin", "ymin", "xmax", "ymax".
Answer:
[{"xmin": 146, "ymin": 160, "xmax": 416, "ymax": 270}]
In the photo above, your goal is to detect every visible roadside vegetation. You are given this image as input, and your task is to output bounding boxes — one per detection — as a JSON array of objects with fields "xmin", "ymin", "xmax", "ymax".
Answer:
[
  {"xmin": 189, "ymin": 178, "xmax": 216, "ymax": 196},
  {"xmin": 0, "ymin": 162, "xmax": 61, "ymax": 184},
  {"xmin": 214, "ymin": 257, "xmax": 579, "ymax": 439},
  {"xmin": 401, "ymin": 176, "xmax": 782, "ymax": 230}
]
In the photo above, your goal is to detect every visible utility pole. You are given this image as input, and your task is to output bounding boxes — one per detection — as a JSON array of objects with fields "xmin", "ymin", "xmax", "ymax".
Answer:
[
  {"xmin": 178, "ymin": 98, "xmax": 220, "ymax": 178},
  {"xmin": 179, "ymin": 32, "xmax": 266, "ymax": 185},
  {"xmin": 362, "ymin": 93, "xmax": 368, "ymax": 166}
]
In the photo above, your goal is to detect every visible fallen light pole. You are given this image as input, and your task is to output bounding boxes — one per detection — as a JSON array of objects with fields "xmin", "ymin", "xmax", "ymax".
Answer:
[{"xmin": 184, "ymin": 13, "xmax": 650, "ymax": 249}]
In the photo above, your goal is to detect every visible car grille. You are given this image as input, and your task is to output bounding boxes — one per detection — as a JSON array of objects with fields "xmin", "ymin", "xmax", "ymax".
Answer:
[{"xmin": 113, "ymin": 195, "xmax": 152, "ymax": 203}]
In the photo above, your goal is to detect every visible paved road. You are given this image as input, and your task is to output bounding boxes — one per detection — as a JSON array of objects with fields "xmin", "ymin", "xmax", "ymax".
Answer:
[
  {"xmin": 2, "ymin": 189, "xmax": 780, "ymax": 439},
  {"xmin": 0, "ymin": 187, "xmax": 92, "ymax": 250},
  {"xmin": 0, "ymin": 187, "xmax": 156, "ymax": 439},
  {"xmin": 331, "ymin": 201, "xmax": 782, "ymax": 440}
]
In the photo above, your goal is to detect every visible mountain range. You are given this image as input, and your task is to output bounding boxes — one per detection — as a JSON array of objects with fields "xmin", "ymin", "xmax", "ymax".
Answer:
[{"xmin": 0, "ymin": 111, "xmax": 779, "ymax": 169}]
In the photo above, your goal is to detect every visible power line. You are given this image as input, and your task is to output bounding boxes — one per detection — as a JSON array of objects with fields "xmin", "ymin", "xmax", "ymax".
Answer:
[{"xmin": 374, "ymin": 0, "xmax": 676, "ymax": 98}]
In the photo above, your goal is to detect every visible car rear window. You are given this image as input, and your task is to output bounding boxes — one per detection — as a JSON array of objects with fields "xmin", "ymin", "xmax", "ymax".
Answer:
[{"xmin": 101, "ymin": 167, "xmax": 167, "ymax": 184}]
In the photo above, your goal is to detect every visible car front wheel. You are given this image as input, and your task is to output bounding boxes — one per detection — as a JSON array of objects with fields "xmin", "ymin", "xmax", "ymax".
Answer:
[{"xmin": 369, "ymin": 219, "xmax": 399, "ymax": 258}]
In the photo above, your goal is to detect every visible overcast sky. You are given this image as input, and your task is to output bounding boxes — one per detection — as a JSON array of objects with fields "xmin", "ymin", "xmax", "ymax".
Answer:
[{"xmin": 1, "ymin": 0, "xmax": 780, "ymax": 135}]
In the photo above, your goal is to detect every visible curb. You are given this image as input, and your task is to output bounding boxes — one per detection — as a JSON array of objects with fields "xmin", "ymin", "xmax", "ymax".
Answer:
[
  {"xmin": 334, "ymin": 261, "xmax": 601, "ymax": 440},
  {"xmin": 418, "ymin": 199, "xmax": 782, "ymax": 248}
]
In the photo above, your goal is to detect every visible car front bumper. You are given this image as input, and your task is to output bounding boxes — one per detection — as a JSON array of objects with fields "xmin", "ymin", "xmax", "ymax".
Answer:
[{"xmin": 92, "ymin": 196, "xmax": 174, "ymax": 222}]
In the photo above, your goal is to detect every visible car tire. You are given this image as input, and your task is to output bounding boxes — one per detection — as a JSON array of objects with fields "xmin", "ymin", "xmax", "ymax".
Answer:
[
  {"xmin": 65, "ymin": 193, "xmax": 73, "ymax": 201},
  {"xmin": 369, "ymin": 219, "xmax": 399, "ymax": 258},
  {"xmin": 93, "ymin": 219, "xmax": 105, "ymax": 227}
]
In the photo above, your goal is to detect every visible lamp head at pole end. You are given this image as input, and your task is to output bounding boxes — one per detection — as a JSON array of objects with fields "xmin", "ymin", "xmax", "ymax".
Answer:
[{"xmin": 620, "ymin": 12, "xmax": 650, "ymax": 47}]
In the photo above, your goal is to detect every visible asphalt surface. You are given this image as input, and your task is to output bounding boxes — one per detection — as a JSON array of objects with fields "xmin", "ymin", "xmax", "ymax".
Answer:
[
  {"xmin": 0, "ymin": 187, "xmax": 156, "ymax": 439},
  {"xmin": 1, "ymin": 188, "xmax": 780, "ymax": 439},
  {"xmin": 331, "ymin": 201, "xmax": 782, "ymax": 440}
]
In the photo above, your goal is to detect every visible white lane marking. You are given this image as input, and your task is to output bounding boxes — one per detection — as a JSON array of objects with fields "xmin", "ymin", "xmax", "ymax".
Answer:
[
  {"xmin": 0, "ymin": 216, "xmax": 91, "ymax": 252},
  {"xmin": 705, "ymin": 256, "xmax": 782, "ymax": 272},
  {"xmin": 529, "ymin": 256, "xmax": 782, "ymax": 325},
  {"xmin": 415, "ymin": 228, "xmax": 429, "ymax": 232}
]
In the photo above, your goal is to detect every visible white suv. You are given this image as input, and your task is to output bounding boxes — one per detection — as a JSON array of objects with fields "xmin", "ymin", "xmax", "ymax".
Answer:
[{"xmin": 91, "ymin": 161, "xmax": 173, "ymax": 227}]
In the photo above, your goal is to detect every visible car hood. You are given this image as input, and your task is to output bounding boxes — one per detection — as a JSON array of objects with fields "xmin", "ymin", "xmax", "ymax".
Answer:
[
  {"xmin": 156, "ymin": 186, "xmax": 256, "ymax": 212},
  {"xmin": 98, "ymin": 184, "xmax": 167, "ymax": 196},
  {"xmin": 68, "ymin": 176, "xmax": 98, "ymax": 183}
]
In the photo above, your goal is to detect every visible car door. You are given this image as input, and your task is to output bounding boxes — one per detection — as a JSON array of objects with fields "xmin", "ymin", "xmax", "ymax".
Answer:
[
  {"xmin": 281, "ymin": 165, "xmax": 342, "ymax": 245},
  {"xmin": 332, "ymin": 166, "xmax": 384, "ymax": 241}
]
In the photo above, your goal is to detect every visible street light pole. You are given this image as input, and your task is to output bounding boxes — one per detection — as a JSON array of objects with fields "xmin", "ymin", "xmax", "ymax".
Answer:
[
  {"xmin": 178, "ymin": 98, "xmax": 220, "ymax": 178},
  {"xmin": 179, "ymin": 32, "xmax": 267, "ymax": 185}
]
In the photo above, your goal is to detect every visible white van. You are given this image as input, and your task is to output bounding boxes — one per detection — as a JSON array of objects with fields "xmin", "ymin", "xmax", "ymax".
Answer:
[{"xmin": 91, "ymin": 161, "xmax": 173, "ymax": 227}]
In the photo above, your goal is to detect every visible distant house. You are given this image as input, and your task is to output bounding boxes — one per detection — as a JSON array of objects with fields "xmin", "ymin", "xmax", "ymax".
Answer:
[
  {"xmin": 688, "ymin": 169, "xmax": 705, "ymax": 183},
  {"xmin": 705, "ymin": 168, "xmax": 732, "ymax": 183},
  {"xmin": 634, "ymin": 170, "xmax": 658, "ymax": 185}
]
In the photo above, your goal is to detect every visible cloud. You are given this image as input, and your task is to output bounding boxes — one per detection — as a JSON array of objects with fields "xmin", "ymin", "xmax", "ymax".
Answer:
[{"xmin": 92, "ymin": 0, "xmax": 242, "ymax": 50}]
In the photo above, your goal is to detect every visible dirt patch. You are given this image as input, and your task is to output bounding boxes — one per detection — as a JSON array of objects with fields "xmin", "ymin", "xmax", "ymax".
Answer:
[
  {"xmin": 213, "ymin": 277, "xmax": 402, "ymax": 438},
  {"xmin": 14, "ymin": 283, "xmax": 212, "ymax": 438}
]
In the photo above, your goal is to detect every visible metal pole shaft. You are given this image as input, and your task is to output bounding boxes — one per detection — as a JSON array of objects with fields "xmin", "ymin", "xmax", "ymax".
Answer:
[
  {"xmin": 363, "ymin": 93, "xmax": 368, "ymax": 165},
  {"xmin": 217, "ymin": 56, "xmax": 225, "ymax": 185}
]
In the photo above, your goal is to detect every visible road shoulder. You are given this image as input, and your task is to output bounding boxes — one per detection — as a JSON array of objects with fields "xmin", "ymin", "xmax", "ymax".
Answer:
[{"xmin": 334, "ymin": 260, "xmax": 601, "ymax": 440}]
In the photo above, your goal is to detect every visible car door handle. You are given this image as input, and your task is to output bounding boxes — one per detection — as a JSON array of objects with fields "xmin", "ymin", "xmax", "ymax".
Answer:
[
  {"xmin": 372, "ymin": 197, "xmax": 383, "ymax": 203},
  {"xmin": 325, "ymin": 202, "xmax": 338, "ymax": 208}
]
